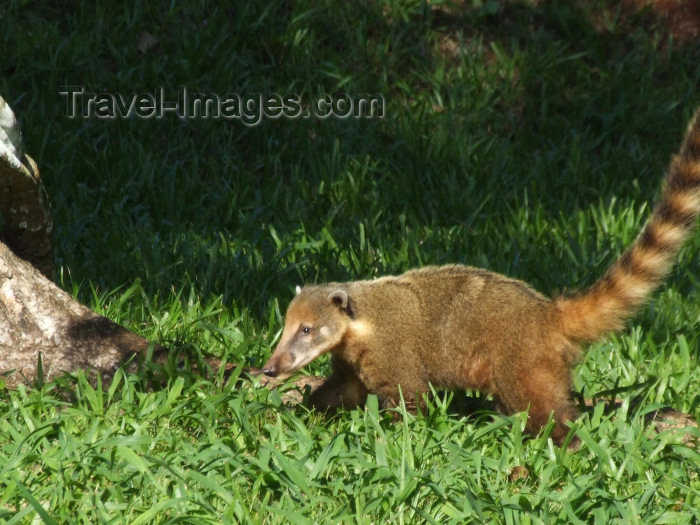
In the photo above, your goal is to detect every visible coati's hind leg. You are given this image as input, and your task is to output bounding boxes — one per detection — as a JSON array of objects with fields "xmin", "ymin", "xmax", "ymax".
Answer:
[
  {"xmin": 494, "ymin": 364, "xmax": 577, "ymax": 445},
  {"xmin": 308, "ymin": 357, "xmax": 368, "ymax": 410}
]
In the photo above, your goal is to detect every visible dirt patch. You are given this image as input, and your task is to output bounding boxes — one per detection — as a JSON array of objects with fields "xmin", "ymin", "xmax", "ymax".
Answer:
[{"xmin": 627, "ymin": 0, "xmax": 700, "ymax": 42}]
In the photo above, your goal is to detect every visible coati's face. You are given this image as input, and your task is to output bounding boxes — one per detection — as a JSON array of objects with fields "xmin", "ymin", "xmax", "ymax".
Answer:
[{"xmin": 262, "ymin": 286, "xmax": 352, "ymax": 379}]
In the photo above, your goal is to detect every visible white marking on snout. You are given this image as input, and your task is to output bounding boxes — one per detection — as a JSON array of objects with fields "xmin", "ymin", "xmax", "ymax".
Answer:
[{"xmin": 289, "ymin": 344, "xmax": 327, "ymax": 371}]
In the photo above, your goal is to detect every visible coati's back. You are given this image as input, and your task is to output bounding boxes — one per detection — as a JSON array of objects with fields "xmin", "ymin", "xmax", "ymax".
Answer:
[{"xmin": 373, "ymin": 266, "xmax": 570, "ymax": 392}]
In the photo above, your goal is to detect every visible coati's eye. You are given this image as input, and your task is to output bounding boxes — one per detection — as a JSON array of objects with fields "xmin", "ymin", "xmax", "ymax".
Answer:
[{"xmin": 300, "ymin": 326, "xmax": 312, "ymax": 335}]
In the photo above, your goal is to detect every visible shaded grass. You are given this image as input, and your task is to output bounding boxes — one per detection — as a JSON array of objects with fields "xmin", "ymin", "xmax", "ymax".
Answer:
[{"xmin": 1, "ymin": 0, "xmax": 699, "ymax": 522}]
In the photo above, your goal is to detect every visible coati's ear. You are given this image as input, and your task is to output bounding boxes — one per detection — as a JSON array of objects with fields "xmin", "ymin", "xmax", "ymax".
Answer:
[
  {"xmin": 328, "ymin": 289, "xmax": 348, "ymax": 308},
  {"xmin": 295, "ymin": 285, "xmax": 302, "ymax": 295},
  {"xmin": 328, "ymin": 289, "xmax": 354, "ymax": 317}
]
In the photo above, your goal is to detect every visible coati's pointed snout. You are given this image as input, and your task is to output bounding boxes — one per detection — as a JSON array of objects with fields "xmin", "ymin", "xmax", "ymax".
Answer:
[
  {"xmin": 262, "ymin": 342, "xmax": 300, "ymax": 379},
  {"xmin": 261, "ymin": 353, "xmax": 281, "ymax": 377}
]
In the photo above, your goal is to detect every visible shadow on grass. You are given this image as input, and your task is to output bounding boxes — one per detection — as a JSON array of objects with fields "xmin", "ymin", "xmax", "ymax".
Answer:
[{"xmin": 1, "ymin": 0, "xmax": 697, "ymax": 312}]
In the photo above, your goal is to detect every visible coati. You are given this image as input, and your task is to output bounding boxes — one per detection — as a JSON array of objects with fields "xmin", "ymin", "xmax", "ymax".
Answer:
[{"xmin": 262, "ymin": 108, "xmax": 700, "ymax": 444}]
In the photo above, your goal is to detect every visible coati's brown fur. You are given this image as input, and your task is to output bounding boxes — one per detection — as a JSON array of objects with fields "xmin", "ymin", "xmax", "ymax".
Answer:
[{"xmin": 262, "ymin": 108, "xmax": 700, "ymax": 444}]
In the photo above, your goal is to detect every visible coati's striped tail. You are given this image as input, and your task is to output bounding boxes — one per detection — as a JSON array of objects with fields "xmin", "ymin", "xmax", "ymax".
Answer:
[{"xmin": 557, "ymin": 108, "xmax": 700, "ymax": 342}]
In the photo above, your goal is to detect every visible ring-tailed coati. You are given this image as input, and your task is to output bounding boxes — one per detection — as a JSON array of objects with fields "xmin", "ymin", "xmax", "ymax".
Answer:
[{"xmin": 262, "ymin": 108, "xmax": 700, "ymax": 444}]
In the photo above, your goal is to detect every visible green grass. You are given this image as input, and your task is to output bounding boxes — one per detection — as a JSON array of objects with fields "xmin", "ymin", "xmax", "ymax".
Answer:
[{"xmin": 1, "ymin": 0, "xmax": 699, "ymax": 522}]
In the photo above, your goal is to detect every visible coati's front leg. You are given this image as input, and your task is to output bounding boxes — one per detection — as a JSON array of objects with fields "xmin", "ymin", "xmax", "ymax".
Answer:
[
  {"xmin": 358, "ymin": 354, "xmax": 430, "ymax": 414},
  {"xmin": 308, "ymin": 356, "xmax": 368, "ymax": 410},
  {"xmin": 309, "ymin": 353, "xmax": 430, "ymax": 414}
]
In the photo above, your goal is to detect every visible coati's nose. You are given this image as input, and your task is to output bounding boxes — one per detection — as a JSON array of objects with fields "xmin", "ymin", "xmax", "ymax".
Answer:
[{"xmin": 262, "ymin": 366, "xmax": 277, "ymax": 377}]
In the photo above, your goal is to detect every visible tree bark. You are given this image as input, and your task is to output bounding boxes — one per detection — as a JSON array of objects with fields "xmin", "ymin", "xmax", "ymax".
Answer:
[
  {"xmin": 0, "ymin": 97, "xmax": 53, "ymax": 278},
  {"xmin": 0, "ymin": 95, "xmax": 160, "ymax": 387},
  {"xmin": 0, "ymin": 240, "xmax": 158, "ymax": 387}
]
